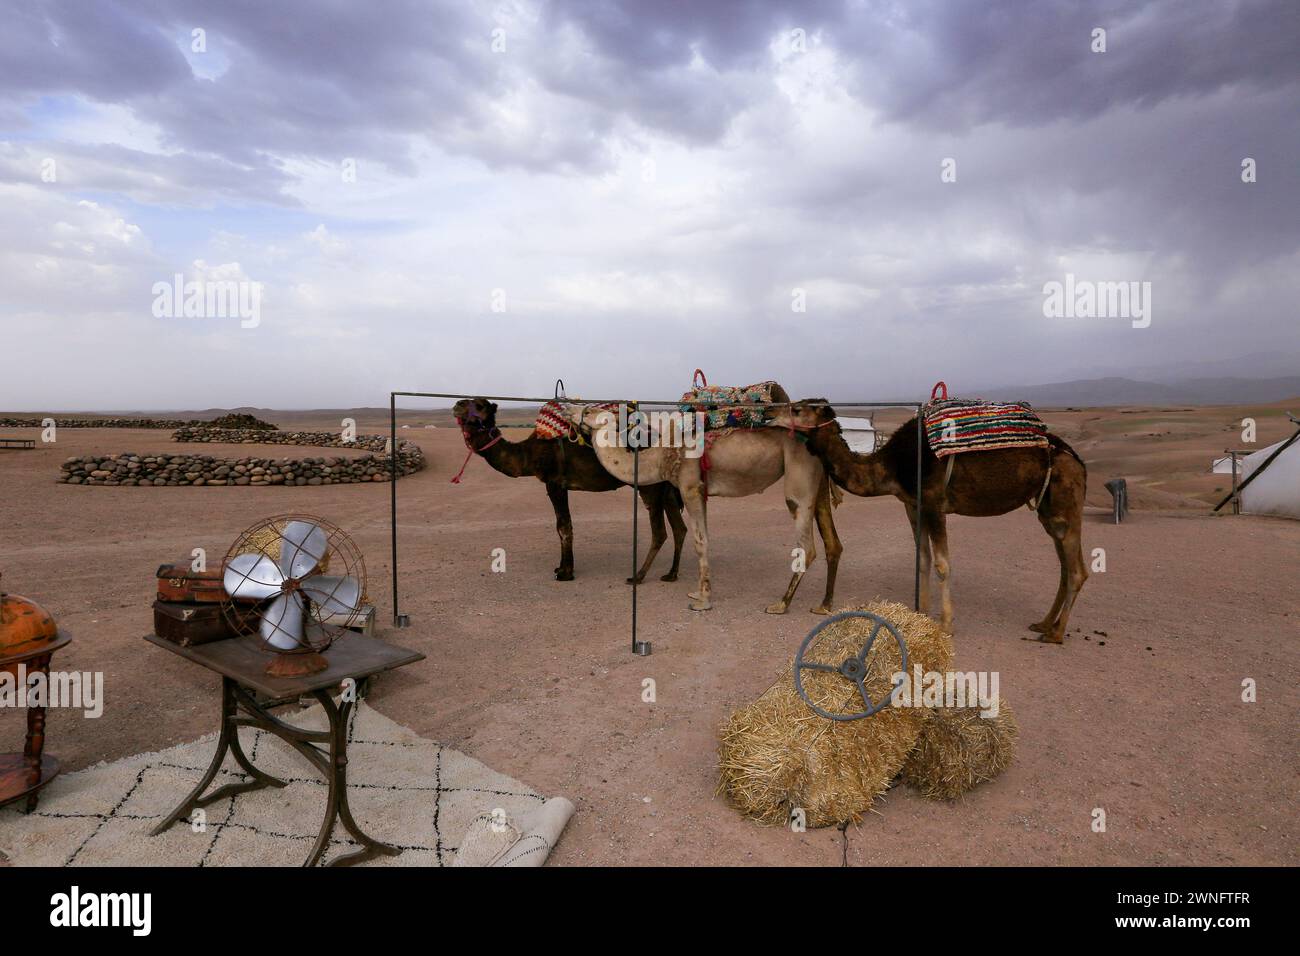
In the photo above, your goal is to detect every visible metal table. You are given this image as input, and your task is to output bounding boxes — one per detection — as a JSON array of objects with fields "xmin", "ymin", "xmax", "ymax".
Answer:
[{"xmin": 144, "ymin": 631, "xmax": 424, "ymax": 866}]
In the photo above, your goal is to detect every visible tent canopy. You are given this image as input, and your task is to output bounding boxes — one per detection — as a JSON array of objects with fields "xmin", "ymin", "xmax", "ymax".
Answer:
[{"xmin": 1240, "ymin": 435, "xmax": 1300, "ymax": 519}]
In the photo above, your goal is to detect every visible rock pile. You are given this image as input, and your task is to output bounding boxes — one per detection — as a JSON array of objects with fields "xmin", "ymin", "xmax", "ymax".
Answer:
[{"xmin": 205, "ymin": 413, "xmax": 277, "ymax": 430}]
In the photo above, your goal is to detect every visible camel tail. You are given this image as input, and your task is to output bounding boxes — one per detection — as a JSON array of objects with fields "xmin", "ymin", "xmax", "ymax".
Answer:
[
  {"xmin": 826, "ymin": 475, "xmax": 843, "ymax": 509},
  {"xmin": 667, "ymin": 484, "xmax": 684, "ymax": 509}
]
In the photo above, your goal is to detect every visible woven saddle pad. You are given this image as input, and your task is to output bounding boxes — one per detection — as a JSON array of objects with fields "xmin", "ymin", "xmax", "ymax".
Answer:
[
  {"xmin": 923, "ymin": 398, "xmax": 1049, "ymax": 458},
  {"xmin": 678, "ymin": 381, "xmax": 789, "ymax": 431}
]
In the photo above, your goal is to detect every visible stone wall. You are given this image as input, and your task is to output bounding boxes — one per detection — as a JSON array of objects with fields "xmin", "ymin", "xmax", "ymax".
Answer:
[
  {"xmin": 57, "ymin": 431, "xmax": 425, "ymax": 486},
  {"xmin": 170, "ymin": 426, "xmax": 387, "ymax": 452},
  {"xmin": 2, "ymin": 413, "xmax": 276, "ymax": 430},
  {"xmin": 0, "ymin": 417, "xmax": 189, "ymax": 429}
]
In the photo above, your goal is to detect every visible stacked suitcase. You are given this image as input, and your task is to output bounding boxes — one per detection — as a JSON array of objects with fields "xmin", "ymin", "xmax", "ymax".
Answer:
[{"xmin": 152, "ymin": 562, "xmax": 239, "ymax": 645}]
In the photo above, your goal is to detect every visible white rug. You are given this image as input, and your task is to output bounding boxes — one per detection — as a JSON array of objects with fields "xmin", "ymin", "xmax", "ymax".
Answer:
[{"xmin": 0, "ymin": 701, "xmax": 573, "ymax": 867}]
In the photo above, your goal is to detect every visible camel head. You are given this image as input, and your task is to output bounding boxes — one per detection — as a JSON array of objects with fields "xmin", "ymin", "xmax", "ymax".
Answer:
[
  {"xmin": 453, "ymin": 397, "xmax": 499, "ymax": 436},
  {"xmin": 783, "ymin": 399, "xmax": 841, "ymax": 451}
]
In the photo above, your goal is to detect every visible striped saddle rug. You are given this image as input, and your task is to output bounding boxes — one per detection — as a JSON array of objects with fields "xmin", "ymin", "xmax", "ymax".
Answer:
[
  {"xmin": 923, "ymin": 398, "xmax": 1049, "ymax": 458},
  {"xmin": 532, "ymin": 400, "xmax": 617, "ymax": 441},
  {"xmin": 678, "ymin": 381, "xmax": 786, "ymax": 431}
]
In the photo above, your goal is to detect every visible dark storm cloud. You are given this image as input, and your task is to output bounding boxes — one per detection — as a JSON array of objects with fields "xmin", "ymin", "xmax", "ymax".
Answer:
[{"xmin": 5, "ymin": 0, "xmax": 1295, "ymax": 185}]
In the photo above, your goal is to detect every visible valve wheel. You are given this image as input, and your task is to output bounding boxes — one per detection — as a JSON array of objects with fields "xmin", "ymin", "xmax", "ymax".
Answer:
[{"xmin": 793, "ymin": 610, "xmax": 909, "ymax": 721}]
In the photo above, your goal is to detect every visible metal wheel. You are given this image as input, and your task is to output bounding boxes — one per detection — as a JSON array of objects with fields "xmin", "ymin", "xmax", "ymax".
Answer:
[{"xmin": 793, "ymin": 610, "xmax": 909, "ymax": 721}]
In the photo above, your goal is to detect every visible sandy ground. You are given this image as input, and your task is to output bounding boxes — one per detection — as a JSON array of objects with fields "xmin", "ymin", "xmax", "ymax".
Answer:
[{"xmin": 0, "ymin": 409, "xmax": 1296, "ymax": 866}]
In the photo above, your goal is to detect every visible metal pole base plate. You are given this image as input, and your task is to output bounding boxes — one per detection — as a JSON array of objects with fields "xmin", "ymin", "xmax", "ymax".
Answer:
[{"xmin": 633, "ymin": 641, "xmax": 652, "ymax": 656}]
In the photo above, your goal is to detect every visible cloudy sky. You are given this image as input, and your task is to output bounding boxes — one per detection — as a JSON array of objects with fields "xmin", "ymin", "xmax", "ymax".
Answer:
[{"xmin": 1, "ymin": 0, "xmax": 1297, "ymax": 409}]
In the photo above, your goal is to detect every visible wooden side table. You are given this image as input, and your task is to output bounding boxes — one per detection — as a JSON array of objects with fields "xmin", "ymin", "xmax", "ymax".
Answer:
[
  {"xmin": 0, "ymin": 630, "xmax": 73, "ymax": 813},
  {"xmin": 144, "ymin": 631, "xmax": 424, "ymax": 866}
]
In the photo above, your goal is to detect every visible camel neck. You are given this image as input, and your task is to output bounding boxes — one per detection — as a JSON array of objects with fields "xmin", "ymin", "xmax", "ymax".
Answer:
[
  {"xmin": 472, "ymin": 427, "xmax": 537, "ymax": 479},
  {"xmin": 817, "ymin": 431, "xmax": 896, "ymax": 497}
]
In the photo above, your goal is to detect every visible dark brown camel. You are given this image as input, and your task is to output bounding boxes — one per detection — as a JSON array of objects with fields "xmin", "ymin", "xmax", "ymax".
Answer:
[
  {"xmin": 782, "ymin": 400, "xmax": 1088, "ymax": 643},
  {"xmin": 452, "ymin": 398, "xmax": 686, "ymax": 583}
]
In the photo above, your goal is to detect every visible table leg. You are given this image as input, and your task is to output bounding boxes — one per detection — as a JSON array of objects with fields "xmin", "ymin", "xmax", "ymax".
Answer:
[
  {"xmin": 22, "ymin": 698, "xmax": 47, "ymax": 814},
  {"xmin": 304, "ymin": 690, "xmax": 401, "ymax": 867},
  {"xmin": 150, "ymin": 677, "xmax": 286, "ymax": 836}
]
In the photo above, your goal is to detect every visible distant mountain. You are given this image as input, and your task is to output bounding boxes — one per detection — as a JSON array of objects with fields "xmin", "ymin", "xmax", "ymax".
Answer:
[{"xmin": 989, "ymin": 376, "xmax": 1300, "ymax": 407}]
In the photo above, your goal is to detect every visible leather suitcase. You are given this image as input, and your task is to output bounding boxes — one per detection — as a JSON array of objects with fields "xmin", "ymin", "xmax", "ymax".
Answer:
[
  {"xmin": 152, "ymin": 600, "xmax": 238, "ymax": 646},
  {"xmin": 156, "ymin": 562, "xmax": 226, "ymax": 603}
]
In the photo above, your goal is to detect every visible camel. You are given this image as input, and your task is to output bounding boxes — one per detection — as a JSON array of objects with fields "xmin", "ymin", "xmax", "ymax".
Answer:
[
  {"xmin": 563, "ymin": 401, "xmax": 843, "ymax": 614},
  {"xmin": 779, "ymin": 400, "xmax": 1088, "ymax": 643},
  {"xmin": 452, "ymin": 398, "xmax": 686, "ymax": 583}
]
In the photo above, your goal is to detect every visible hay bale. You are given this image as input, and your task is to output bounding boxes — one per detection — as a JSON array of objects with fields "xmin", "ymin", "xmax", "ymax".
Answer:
[
  {"xmin": 901, "ymin": 699, "xmax": 1018, "ymax": 800},
  {"xmin": 717, "ymin": 600, "xmax": 953, "ymax": 828}
]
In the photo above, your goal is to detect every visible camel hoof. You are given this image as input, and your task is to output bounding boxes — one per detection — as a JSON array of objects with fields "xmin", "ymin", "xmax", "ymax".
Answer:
[
  {"xmin": 689, "ymin": 599, "xmax": 713, "ymax": 612},
  {"xmin": 625, "ymin": 575, "xmax": 646, "ymax": 585},
  {"xmin": 554, "ymin": 569, "xmax": 575, "ymax": 582},
  {"xmin": 1028, "ymin": 621, "xmax": 1049, "ymax": 633},
  {"xmin": 1036, "ymin": 633, "xmax": 1065, "ymax": 645},
  {"xmin": 764, "ymin": 602, "xmax": 789, "ymax": 615},
  {"xmin": 660, "ymin": 572, "xmax": 678, "ymax": 582},
  {"xmin": 810, "ymin": 605, "xmax": 831, "ymax": 616}
]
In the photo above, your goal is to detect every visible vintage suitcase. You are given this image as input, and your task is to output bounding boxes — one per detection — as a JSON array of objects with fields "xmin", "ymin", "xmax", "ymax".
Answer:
[
  {"xmin": 156, "ymin": 562, "xmax": 226, "ymax": 603},
  {"xmin": 152, "ymin": 600, "xmax": 238, "ymax": 646}
]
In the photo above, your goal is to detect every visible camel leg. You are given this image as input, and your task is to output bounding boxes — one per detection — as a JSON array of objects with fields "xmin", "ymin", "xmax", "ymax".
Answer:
[
  {"xmin": 767, "ymin": 492, "xmax": 819, "ymax": 615},
  {"xmin": 628, "ymin": 486, "xmax": 669, "ymax": 585},
  {"xmin": 928, "ymin": 511, "xmax": 954, "ymax": 633},
  {"xmin": 683, "ymin": 487, "xmax": 712, "ymax": 611},
  {"xmin": 1041, "ymin": 503, "xmax": 1088, "ymax": 645},
  {"xmin": 1030, "ymin": 533, "xmax": 1068, "ymax": 633},
  {"xmin": 662, "ymin": 489, "xmax": 686, "ymax": 582},
  {"xmin": 545, "ymin": 483, "xmax": 575, "ymax": 581},
  {"xmin": 904, "ymin": 499, "xmax": 933, "ymax": 614},
  {"xmin": 810, "ymin": 481, "xmax": 842, "ymax": 614}
]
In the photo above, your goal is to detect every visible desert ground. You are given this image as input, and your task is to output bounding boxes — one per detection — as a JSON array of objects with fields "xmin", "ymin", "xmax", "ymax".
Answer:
[{"xmin": 0, "ymin": 400, "xmax": 1296, "ymax": 866}]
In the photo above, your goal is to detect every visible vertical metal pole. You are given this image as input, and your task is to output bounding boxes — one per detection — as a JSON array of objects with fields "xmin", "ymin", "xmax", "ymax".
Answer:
[
  {"xmin": 389, "ymin": 393, "xmax": 402, "ymax": 627},
  {"xmin": 914, "ymin": 407, "xmax": 923, "ymax": 612},
  {"xmin": 632, "ymin": 405, "xmax": 650, "ymax": 655},
  {"xmin": 1230, "ymin": 451, "xmax": 1240, "ymax": 515}
]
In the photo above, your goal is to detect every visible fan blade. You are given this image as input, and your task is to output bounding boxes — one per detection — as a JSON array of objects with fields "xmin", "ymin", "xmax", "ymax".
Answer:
[
  {"xmin": 300, "ymin": 575, "xmax": 362, "ymax": 616},
  {"xmin": 260, "ymin": 592, "xmax": 304, "ymax": 651},
  {"xmin": 280, "ymin": 520, "xmax": 329, "ymax": 579},
  {"xmin": 223, "ymin": 553, "xmax": 284, "ymax": 601}
]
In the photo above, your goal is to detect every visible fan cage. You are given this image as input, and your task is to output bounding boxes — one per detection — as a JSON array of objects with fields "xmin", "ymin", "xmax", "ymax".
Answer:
[{"xmin": 221, "ymin": 513, "xmax": 368, "ymax": 656}]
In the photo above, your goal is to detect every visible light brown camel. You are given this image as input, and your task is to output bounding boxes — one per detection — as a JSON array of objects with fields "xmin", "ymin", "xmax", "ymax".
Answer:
[
  {"xmin": 779, "ymin": 400, "xmax": 1088, "ymax": 643},
  {"xmin": 564, "ymin": 402, "xmax": 843, "ymax": 614}
]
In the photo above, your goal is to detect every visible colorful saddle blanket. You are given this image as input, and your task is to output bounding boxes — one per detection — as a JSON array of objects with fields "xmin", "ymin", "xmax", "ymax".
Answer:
[
  {"xmin": 678, "ymin": 381, "xmax": 784, "ymax": 431},
  {"xmin": 532, "ymin": 400, "xmax": 617, "ymax": 441},
  {"xmin": 923, "ymin": 398, "xmax": 1049, "ymax": 458}
]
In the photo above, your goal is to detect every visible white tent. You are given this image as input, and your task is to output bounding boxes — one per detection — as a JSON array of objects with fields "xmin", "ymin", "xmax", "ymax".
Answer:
[
  {"xmin": 1239, "ymin": 433, "xmax": 1300, "ymax": 519},
  {"xmin": 837, "ymin": 416, "xmax": 877, "ymax": 454}
]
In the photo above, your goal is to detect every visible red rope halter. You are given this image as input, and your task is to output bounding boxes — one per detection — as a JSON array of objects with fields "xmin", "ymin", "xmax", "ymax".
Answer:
[{"xmin": 450, "ymin": 420, "xmax": 504, "ymax": 484}]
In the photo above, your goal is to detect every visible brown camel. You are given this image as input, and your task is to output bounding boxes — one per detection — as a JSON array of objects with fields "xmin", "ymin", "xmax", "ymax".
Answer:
[
  {"xmin": 452, "ymin": 398, "xmax": 686, "ymax": 583},
  {"xmin": 564, "ymin": 401, "xmax": 843, "ymax": 614},
  {"xmin": 780, "ymin": 400, "xmax": 1088, "ymax": 643}
]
